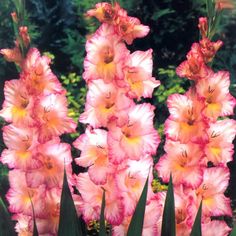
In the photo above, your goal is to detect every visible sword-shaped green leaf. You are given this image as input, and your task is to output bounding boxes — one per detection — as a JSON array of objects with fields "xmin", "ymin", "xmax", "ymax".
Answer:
[
  {"xmin": 127, "ymin": 176, "xmax": 149, "ymax": 236},
  {"xmin": 58, "ymin": 169, "xmax": 83, "ymax": 236},
  {"xmin": 161, "ymin": 174, "xmax": 176, "ymax": 236},
  {"xmin": 190, "ymin": 201, "xmax": 202, "ymax": 236}
]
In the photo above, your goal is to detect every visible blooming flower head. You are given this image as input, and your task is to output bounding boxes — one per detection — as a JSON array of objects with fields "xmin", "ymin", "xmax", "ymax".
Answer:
[
  {"xmin": 73, "ymin": 127, "xmax": 112, "ymax": 185},
  {"xmin": 116, "ymin": 157, "xmax": 153, "ymax": 216},
  {"xmin": 25, "ymin": 140, "xmax": 73, "ymax": 189},
  {"xmin": 1, "ymin": 125, "xmax": 40, "ymax": 170},
  {"xmin": 108, "ymin": 103, "xmax": 159, "ymax": 163},
  {"xmin": 176, "ymin": 43, "xmax": 210, "ymax": 80},
  {"xmin": 83, "ymin": 24, "xmax": 129, "ymax": 83},
  {"xmin": 165, "ymin": 93, "xmax": 207, "ymax": 143},
  {"xmin": 116, "ymin": 16, "xmax": 150, "ymax": 45},
  {"xmin": 156, "ymin": 140, "xmax": 204, "ymax": 188},
  {"xmin": 0, "ymin": 80, "xmax": 34, "ymax": 125},
  {"xmin": 7, "ymin": 170, "xmax": 46, "ymax": 218},
  {"xmin": 189, "ymin": 167, "xmax": 232, "ymax": 219},
  {"xmin": 196, "ymin": 70, "xmax": 235, "ymax": 120},
  {"xmin": 36, "ymin": 93, "xmax": 76, "ymax": 142},
  {"xmin": 123, "ymin": 49, "xmax": 160, "ymax": 100},
  {"xmin": 21, "ymin": 48, "xmax": 63, "ymax": 95},
  {"xmin": 75, "ymin": 173, "xmax": 124, "ymax": 225},
  {"xmin": 204, "ymin": 119, "xmax": 236, "ymax": 165},
  {"xmin": 79, "ymin": 79, "xmax": 133, "ymax": 128}
]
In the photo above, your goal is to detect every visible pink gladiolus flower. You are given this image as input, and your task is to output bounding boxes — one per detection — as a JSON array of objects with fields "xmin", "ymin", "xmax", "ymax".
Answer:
[
  {"xmin": 202, "ymin": 220, "xmax": 231, "ymax": 236},
  {"xmin": 25, "ymin": 140, "xmax": 73, "ymax": 189},
  {"xmin": 73, "ymin": 127, "xmax": 111, "ymax": 185},
  {"xmin": 156, "ymin": 141, "xmax": 204, "ymax": 188},
  {"xmin": 36, "ymin": 93, "xmax": 76, "ymax": 142},
  {"xmin": 21, "ymin": 48, "xmax": 63, "ymax": 95},
  {"xmin": 176, "ymin": 43, "xmax": 210, "ymax": 80},
  {"xmin": 1, "ymin": 125, "xmax": 40, "ymax": 170},
  {"xmin": 191, "ymin": 167, "xmax": 232, "ymax": 218},
  {"xmin": 75, "ymin": 173, "xmax": 124, "ymax": 225},
  {"xmin": 7, "ymin": 170, "xmax": 47, "ymax": 217},
  {"xmin": 79, "ymin": 79, "xmax": 133, "ymax": 128},
  {"xmin": 196, "ymin": 71, "xmax": 236, "ymax": 120},
  {"xmin": 0, "ymin": 79, "xmax": 34, "ymax": 125},
  {"xmin": 123, "ymin": 49, "xmax": 160, "ymax": 100},
  {"xmin": 165, "ymin": 93, "xmax": 207, "ymax": 143},
  {"xmin": 86, "ymin": 2, "xmax": 122, "ymax": 23},
  {"xmin": 116, "ymin": 16, "xmax": 150, "ymax": 45},
  {"xmin": 199, "ymin": 38, "xmax": 223, "ymax": 63},
  {"xmin": 116, "ymin": 157, "xmax": 153, "ymax": 216},
  {"xmin": 83, "ymin": 24, "xmax": 129, "ymax": 83},
  {"xmin": 108, "ymin": 103, "xmax": 159, "ymax": 163},
  {"xmin": 204, "ymin": 119, "xmax": 236, "ymax": 165}
]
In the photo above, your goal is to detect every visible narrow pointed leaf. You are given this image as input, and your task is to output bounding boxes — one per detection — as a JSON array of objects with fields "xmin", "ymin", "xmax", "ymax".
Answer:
[
  {"xmin": 99, "ymin": 189, "xmax": 106, "ymax": 236},
  {"xmin": 161, "ymin": 174, "xmax": 176, "ymax": 236},
  {"xmin": 0, "ymin": 197, "xmax": 16, "ymax": 236},
  {"xmin": 33, "ymin": 218, "xmax": 39, "ymax": 236},
  {"xmin": 30, "ymin": 198, "xmax": 39, "ymax": 236},
  {"xmin": 58, "ymin": 169, "xmax": 82, "ymax": 236},
  {"xmin": 127, "ymin": 176, "xmax": 149, "ymax": 236},
  {"xmin": 230, "ymin": 225, "xmax": 236, "ymax": 236},
  {"xmin": 190, "ymin": 201, "xmax": 202, "ymax": 236}
]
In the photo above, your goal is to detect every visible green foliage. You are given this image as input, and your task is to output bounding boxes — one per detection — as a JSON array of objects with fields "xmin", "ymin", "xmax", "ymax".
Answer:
[
  {"xmin": 190, "ymin": 201, "xmax": 202, "ymax": 236},
  {"xmin": 230, "ymin": 225, "xmax": 236, "ymax": 236},
  {"xmin": 161, "ymin": 174, "xmax": 176, "ymax": 236},
  {"xmin": 60, "ymin": 72, "xmax": 86, "ymax": 136},
  {"xmin": 0, "ymin": 197, "xmax": 16, "ymax": 236},
  {"xmin": 58, "ymin": 168, "xmax": 83, "ymax": 236},
  {"xmin": 127, "ymin": 176, "xmax": 149, "ymax": 236}
]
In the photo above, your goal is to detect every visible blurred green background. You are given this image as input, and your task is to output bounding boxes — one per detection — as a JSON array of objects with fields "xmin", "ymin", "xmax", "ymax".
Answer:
[{"xmin": 0, "ymin": 0, "xmax": 236, "ymax": 230}]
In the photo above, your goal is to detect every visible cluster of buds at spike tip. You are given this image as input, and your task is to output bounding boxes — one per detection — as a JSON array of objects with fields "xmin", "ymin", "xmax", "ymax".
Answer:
[
  {"xmin": 73, "ymin": 2, "xmax": 163, "ymax": 234},
  {"xmin": 155, "ymin": 16, "xmax": 236, "ymax": 235},
  {"xmin": 0, "ymin": 16, "xmax": 76, "ymax": 235}
]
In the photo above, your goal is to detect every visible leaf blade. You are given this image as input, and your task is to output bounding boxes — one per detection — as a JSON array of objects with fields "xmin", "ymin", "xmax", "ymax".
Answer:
[
  {"xmin": 58, "ymin": 169, "xmax": 82, "ymax": 236},
  {"xmin": 190, "ymin": 201, "xmax": 202, "ymax": 236},
  {"xmin": 161, "ymin": 174, "xmax": 176, "ymax": 236},
  {"xmin": 127, "ymin": 176, "xmax": 149, "ymax": 236}
]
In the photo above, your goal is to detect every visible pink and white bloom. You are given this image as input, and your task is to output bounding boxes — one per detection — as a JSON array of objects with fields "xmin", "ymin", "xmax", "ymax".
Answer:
[
  {"xmin": 1, "ymin": 125, "xmax": 40, "ymax": 170},
  {"xmin": 116, "ymin": 16, "xmax": 150, "ymax": 45},
  {"xmin": 196, "ymin": 70, "xmax": 236, "ymax": 120},
  {"xmin": 83, "ymin": 24, "xmax": 129, "ymax": 83},
  {"xmin": 36, "ymin": 93, "xmax": 76, "ymax": 142},
  {"xmin": 7, "ymin": 170, "xmax": 47, "ymax": 218},
  {"xmin": 79, "ymin": 79, "xmax": 133, "ymax": 128},
  {"xmin": 165, "ymin": 93, "xmax": 207, "ymax": 143},
  {"xmin": 204, "ymin": 119, "xmax": 236, "ymax": 165},
  {"xmin": 122, "ymin": 49, "xmax": 160, "ymax": 100},
  {"xmin": 73, "ymin": 127, "xmax": 111, "ymax": 185},
  {"xmin": 75, "ymin": 173, "xmax": 124, "ymax": 225},
  {"xmin": 189, "ymin": 167, "xmax": 232, "ymax": 219},
  {"xmin": 156, "ymin": 140, "xmax": 204, "ymax": 188},
  {"xmin": 108, "ymin": 103, "xmax": 159, "ymax": 163},
  {"xmin": 0, "ymin": 79, "xmax": 34, "ymax": 125},
  {"xmin": 25, "ymin": 140, "xmax": 73, "ymax": 189},
  {"xmin": 21, "ymin": 48, "xmax": 63, "ymax": 95},
  {"xmin": 116, "ymin": 156, "xmax": 153, "ymax": 216}
]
